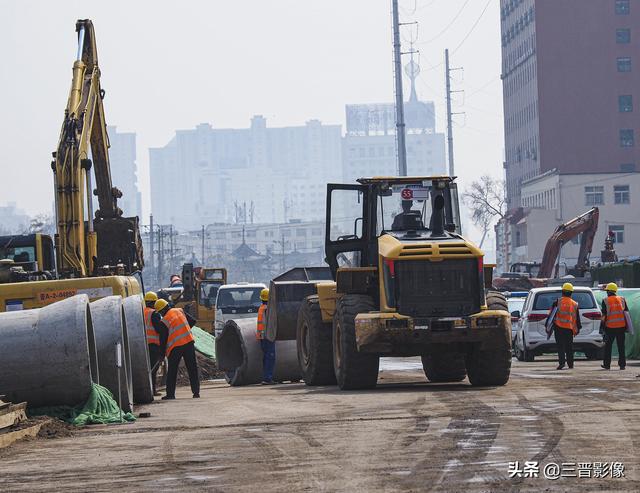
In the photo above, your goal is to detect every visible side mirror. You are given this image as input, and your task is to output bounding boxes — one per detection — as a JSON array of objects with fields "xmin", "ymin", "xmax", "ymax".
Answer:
[{"xmin": 511, "ymin": 310, "xmax": 521, "ymax": 319}]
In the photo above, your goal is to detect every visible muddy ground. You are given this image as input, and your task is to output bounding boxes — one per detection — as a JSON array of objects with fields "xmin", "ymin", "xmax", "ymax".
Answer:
[{"xmin": 2, "ymin": 357, "xmax": 640, "ymax": 492}]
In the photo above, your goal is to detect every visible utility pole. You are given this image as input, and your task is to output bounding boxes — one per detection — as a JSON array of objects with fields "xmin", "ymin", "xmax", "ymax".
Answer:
[
  {"xmin": 149, "ymin": 214, "xmax": 155, "ymax": 273},
  {"xmin": 169, "ymin": 225, "xmax": 174, "ymax": 275},
  {"xmin": 445, "ymin": 49, "xmax": 464, "ymax": 177},
  {"xmin": 157, "ymin": 226, "xmax": 164, "ymax": 287},
  {"xmin": 201, "ymin": 225, "xmax": 205, "ymax": 266},
  {"xmin": 392, "ymin": 0, "xmax": 408, "ymax": 176}
]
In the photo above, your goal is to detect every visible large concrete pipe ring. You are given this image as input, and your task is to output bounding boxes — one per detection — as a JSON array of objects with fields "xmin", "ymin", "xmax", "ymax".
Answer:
[
  {"xmin": 216, "ymin": 318, "xmax": 301, "ymax": 386},
  {"xmin": 123, "ymin": 295, "xmax": 154, "ymax": 404},
  {"xmin": 0, "ymin": 294, "xmax": 98, "ymax": 407},
  {"xmin": 90, "ymin": 296, "xmax": 133, "ymax": 412}
]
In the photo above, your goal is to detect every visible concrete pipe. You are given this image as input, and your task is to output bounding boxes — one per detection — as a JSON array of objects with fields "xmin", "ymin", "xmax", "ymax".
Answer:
[
  {"xmin": 0, "ymin": 294, "xmax": 98, "ymax": 408},
  {"xmin": 90, "ymin": 296, "xmax": 133, "ymax": 412},
  {"xmin": 122, "ymin": 295, "xmax": 154, "ymax": 404},
  {"xmin": 216, "ymin": 318, "xmax": 301, "ymax": 386}
]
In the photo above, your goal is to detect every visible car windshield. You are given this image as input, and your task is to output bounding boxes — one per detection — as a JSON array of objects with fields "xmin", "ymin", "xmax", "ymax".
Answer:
[
  {"xmin": 216, "ymin": 288, "xmax": 262, "ymax": 308},
  {"xmin": 533, "ymin": 291, "xmax": 596, "ymax": 310},
  {"xmin": 378, "ymin": 182, "xmax": 433, "ymax": 234},
  {"xmin": 508, "ymin": 299, "xmax": 525, "ymax": 313}
]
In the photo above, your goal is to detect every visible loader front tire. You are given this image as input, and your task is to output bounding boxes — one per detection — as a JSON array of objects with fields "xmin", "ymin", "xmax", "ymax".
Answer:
[
  {"xmin": 333, "ymin": 294, "xmax": 379, "ymax": 390},
  {"xmin": 296, "ymin": 296, "xmax": 336, "ymax": 386}
]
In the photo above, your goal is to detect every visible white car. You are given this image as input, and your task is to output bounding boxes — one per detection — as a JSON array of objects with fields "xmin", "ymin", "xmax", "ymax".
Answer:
[
  {"xmin": 213, "ymin": 282, "xmax": 267, "ymax": 337},
  {"xmin": 505, "ymin": 292, "xmax": 528, "ymax": 347},
  {"xmin": 514, "ymin": 286, "xmax": 604, "ymax": 362}
]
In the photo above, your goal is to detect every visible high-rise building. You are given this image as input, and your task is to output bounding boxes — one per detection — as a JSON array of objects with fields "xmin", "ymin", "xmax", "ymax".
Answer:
[
  {"xmin": 501, "ymin": 0, "xmax": 640, "ymax": 208},
  {"xmin": 149, "ymin": 118, "xmax": 342, "ymax": 230},
  {"xmin": 107, "ymin": 126, "xmax": 142, "ymax": 219},
  {"xmin": 342, "ymin": 60, "xmax": 446, "ymax": 182}
]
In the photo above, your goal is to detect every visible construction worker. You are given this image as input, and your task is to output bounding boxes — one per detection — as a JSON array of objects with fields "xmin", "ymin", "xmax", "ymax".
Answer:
[
  {"xmin": 154, "ymin": 299, "xmax": 200, "ymax": 399},
  {"xmin": 256, "ymin": 288, "xmax": 276, "ymax": 385},
  {"xmin": 143, "ymin": 292, "xmax": 168, "ymax": 396},
  {"xmin": 601, "ymin": 282, "xmax": 628, "ymax": 370},
  {"xmin": 392, "ymin": 200, "xmax": 424, "ymax": 231},
  {"xmin": 548, "ymin": 282, "xmax": 581, "ymax": 370}
]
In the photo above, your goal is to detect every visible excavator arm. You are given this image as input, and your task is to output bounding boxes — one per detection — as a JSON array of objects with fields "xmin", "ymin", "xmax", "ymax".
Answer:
[
  {"xmin": 538, "ymin": 207, "xmax": 599, "ymax": 278},
  {"xmin": 52, "ymin": 20, "xmax": 143, "ymax": 278}
]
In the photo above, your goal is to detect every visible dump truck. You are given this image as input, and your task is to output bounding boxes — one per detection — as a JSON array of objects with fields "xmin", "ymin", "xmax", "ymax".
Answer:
[
  {"xmin": 267, "ymin": 176, "xmax": 511, "ymax": 390},
  {"xmin": 0, "ymin": 19, "xmax": 144, "ymax": 311}
]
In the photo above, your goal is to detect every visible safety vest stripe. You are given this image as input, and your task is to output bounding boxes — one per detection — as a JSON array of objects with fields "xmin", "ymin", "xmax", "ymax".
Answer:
[{"xmin": 167, "ymin": 323, "xmax": 189, "ymax": 343}]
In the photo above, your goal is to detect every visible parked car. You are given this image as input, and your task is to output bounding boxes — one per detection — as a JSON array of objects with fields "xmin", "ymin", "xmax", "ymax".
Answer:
[
  {"xmin": 505, "ymin": 291, "xmax": 528, "ymax": 347},
  {"xmin": 514, "ymin": 286, "xmax": 604, "ymax": 361},
  {"xmin": 213, "ymin": 282, "xmax": 267, "ymax": 337}
]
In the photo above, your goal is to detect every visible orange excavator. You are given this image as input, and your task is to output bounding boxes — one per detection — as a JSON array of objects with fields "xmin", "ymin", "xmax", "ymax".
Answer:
[{"xmin": 493, "ymin": 207, "xmax": 599, "ymax": 290}]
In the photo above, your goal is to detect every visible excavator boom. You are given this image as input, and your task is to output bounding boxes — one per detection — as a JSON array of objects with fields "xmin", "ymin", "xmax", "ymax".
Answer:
[
  {"xmin": 538, "ymin": 207, "xmax": 599, "ymax": 278},
  {"xmin": 52, "ymin": 20, "xmax": 143, "ymax": 277}
]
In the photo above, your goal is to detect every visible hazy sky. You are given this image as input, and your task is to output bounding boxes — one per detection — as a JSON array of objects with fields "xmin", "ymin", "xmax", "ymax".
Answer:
[{"xmin": 0, "ymin": 0, "xmax": 504, "ymax": 240}]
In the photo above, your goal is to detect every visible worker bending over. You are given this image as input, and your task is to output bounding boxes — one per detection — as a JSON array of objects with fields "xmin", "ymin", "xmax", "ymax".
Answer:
[
  {"xmin": 601, "ymin": 283, "xmax": 629, "ymax": 370},
  {"xmin": 154, "ymin": 299, "xmax": 200, "ymax": 399},
  {"xmin": 143, "ymin": 292, "xmax": 168, "ymax": 396},
  {"xmin": 256, "ymin": 288, "xmax": 276, "ymax": 385},
  {"xmin": 548, "ymin": 283, "xmax": 581, "ymax": 370}
]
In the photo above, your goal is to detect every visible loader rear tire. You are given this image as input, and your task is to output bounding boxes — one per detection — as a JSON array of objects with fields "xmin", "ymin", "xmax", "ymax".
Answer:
[
  {"xmin": 466, "ymin": 291, "xmax": 511, "ymax": 386},
  {"xmin": 333, "ymin": 294, "xmax": 379, "ymax": 390},
  {"xmin": 296, "ymin": 296, "xmax": 336, "ymax": 386},
  {"xmin": 421, "ymin": 353, "xmax": 467, "ymax": 383}
]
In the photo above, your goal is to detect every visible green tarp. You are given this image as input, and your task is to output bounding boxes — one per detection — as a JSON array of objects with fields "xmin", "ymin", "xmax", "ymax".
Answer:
[
  {"xmin": 29, "ymin": 383, "xmax": 136, "ymax": 426},
  {"xmin": 594, "ymin": 289, "xmax": 640, "ymax": 359},
  {"xmin": 192, "ymin": 326, "xmax": 215, "ymax": 359}
]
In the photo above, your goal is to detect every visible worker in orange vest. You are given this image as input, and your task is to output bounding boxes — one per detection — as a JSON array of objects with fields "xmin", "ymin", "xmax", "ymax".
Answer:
[
  {"xmin": 154, "ymin": 299, "xmax": 200, "ymax": 399},
  {"xmin": 600, "ymin": 283, "xmax": 629, "ymax": 370},
  {"xmin": 548, "ymin": 283, "xmax": 581, "ymax": 370},
  {"xmin": 144, "ymin": 292, "xmax": 168, "ymax": 396},
  {"xmin": 256, "ymin": 288, "xmax": 276, "ymax": 385}
]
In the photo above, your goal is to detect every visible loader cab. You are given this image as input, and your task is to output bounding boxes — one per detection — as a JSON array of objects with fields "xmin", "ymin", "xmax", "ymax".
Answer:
[{"xmin": 324, "ymin": 177, "xmax": 462, "ymax": 278}]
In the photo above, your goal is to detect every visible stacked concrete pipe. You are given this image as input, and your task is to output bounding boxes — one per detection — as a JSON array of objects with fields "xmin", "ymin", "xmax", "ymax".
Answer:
[
  {"xmin": 216, "ymin": 318, "xmax": 301, "ymax": 386},
  {"xmin": 0, "ymin": 294, "xmax": 98, "ymax": 407},
  {"xmin": 90, "ymin": 296, "xmax": 133, "ymax": 412},
  {"xmin": 122, "ymin": 295, "xmax": 154, "ymax": 404}
]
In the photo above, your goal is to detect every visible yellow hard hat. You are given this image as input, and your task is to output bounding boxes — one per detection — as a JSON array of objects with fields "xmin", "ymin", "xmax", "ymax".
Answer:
[
  {"xmin": 260, "ymin": 288, "xmax": 269, "ymax": 302},
  {"xmin": 562, "ymin": 282, "xmax": 574, "ymax": 293},
  {"xmin": 144, "ymin": 291, "xmax": 158, "ymax": 302},
  {"xmin": 154, "ymin": 299, "xmax": 169, "ymax": 312},
  {"xmin": 605, "ymin": 282, "xmax": 618, "ymax": 293}
]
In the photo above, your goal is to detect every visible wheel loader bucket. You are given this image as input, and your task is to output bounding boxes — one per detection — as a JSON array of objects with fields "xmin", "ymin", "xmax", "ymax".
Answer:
[{"xmin": 266, "ymin": 267, "xmax": 333, "ymax": 341}]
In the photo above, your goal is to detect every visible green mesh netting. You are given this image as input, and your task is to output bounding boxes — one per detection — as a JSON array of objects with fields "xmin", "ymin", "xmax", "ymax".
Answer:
[
  {"xmin": 594, "ymin": 289, "xmax": 640, "ymax": 359},
  {"xmin": 192, "ymin": 326, "xmax": 215, "ymax": 359},
  {"xmin": 29, "ymin": 383, "xmax": 136, "ymax": 426}
]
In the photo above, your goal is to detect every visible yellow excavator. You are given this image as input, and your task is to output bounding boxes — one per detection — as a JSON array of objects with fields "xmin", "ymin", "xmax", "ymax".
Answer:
[{"xmin": 0, "ymin": 19, "xmax": 144, "ymax": 311}]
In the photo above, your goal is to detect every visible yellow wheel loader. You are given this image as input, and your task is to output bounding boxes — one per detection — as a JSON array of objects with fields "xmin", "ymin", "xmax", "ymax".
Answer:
[{"xmin": 279, "ymin": 176, "xmax": 511, "ymax": 390}]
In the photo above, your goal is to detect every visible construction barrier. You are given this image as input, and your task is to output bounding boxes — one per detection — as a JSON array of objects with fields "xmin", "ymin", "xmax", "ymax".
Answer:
[
  {"xmin": 594, "ymin": 288, "xmax": 640, "ymax": 359},
  {"xmin": 0, "ymin": 295, "xmax": 98, "ymax": 407},
  {"xmin": 216, "ymin": 318, "xmax": 301, "ymax": 386},
  {"xmin": 122, "ymin": 295, "xmax": 154, "ymax": 404},
  {"xmin": 90, "ymin": 296, "xmax": 134, "ymax": 412}
]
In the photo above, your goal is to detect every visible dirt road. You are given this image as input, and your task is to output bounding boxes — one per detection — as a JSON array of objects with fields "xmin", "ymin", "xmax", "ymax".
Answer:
[{"xmin": 2, "ymin": 357, "xmax": 640, "ymax": 492}]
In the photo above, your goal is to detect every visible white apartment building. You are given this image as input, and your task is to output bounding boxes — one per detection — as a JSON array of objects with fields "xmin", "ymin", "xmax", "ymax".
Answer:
[{"xmin": 496, "ymin": 169, "xmax": 640, "ymax": 272}]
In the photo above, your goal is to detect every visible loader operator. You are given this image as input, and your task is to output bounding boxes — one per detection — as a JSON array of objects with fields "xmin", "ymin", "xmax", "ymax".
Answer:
[
  {"xmin": 143, "ymin": 292, "xmax": 168, "ymax": 396},
  {"xmin": 548, "ymin": 283, "xmax": 581, "ymax": 370},
  {"xmin": 256, "ymin": 288, "xmax": 276, "ymax": 385},
  {"xmin": 154, "ymin": 299, "xmax": 200, "ymax": 399},
  {"xmin": 392, "ymin": 200, "xmax": 424, "ymax": 231},
  {"xmin": 600, "ymin": 282, "xmax": 629, "ymax": 370}
]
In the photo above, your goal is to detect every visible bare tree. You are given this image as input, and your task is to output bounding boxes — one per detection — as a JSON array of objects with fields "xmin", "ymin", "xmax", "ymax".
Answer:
[{"xmin": 463, "ymin": 176, "xmax": 506, "ymax": 248}]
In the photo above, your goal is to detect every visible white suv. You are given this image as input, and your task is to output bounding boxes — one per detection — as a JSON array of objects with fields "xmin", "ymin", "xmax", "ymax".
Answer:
[
  {"xmin": 213, "ymin": 283, "xmax": 267, "ymax": 337},
  {"xmin": 514, "ymin": 286, "xmax": 604, "ymax": 362}
]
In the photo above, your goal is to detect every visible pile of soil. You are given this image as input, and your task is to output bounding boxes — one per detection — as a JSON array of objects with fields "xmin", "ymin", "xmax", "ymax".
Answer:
[
  {"xmin": 176, "ymin": 352, "xmax": 225, "ymax": 386},
  {"xmin": 37, "ymin": 418, "xmax": 75, "ymax": 439}
]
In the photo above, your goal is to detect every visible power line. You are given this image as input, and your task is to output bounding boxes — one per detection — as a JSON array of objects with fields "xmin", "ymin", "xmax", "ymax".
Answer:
[
  {"xmin": 450, "ymin": 0, "xmax": 493, "ymax": 56},
  {"xmin": 417, "ymin": 0, "xmax": 471, "ymax": 45}
]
